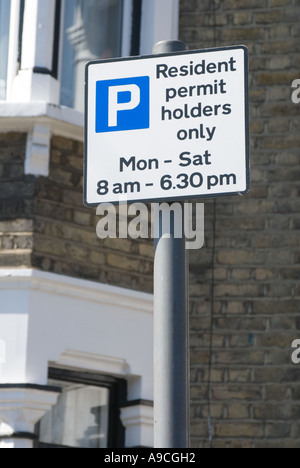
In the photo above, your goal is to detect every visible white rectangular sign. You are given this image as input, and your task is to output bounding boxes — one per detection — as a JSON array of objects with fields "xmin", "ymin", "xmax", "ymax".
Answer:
[{"xmin": 84, "ymin": 46, "xmax": 249, "ymax": 206}]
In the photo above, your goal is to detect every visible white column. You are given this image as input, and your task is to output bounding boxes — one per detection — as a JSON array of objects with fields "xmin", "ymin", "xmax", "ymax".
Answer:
[
  {"xmin": 6, "ymin": 0, "xmax": 21, "ymax": 101},
  {"xmin": 120, "ymin": 402, "xmax": 153, "ymax": 448},
  {"xmin": 25, "ymin": 124, "xmax": 51, "ymax": 177},
  {"xmin": 0, "ymin": 385, "xmax": 60, "ymax": 449},
  {"xmin": 140, "ymin": 0, "xmax": 180, "ymax": 55},
  {"xmin": 0, "ymin": 341, "xmax": 5, "ymax": 382},
  {"xmin": 10, "ymin": 0, "xmax": 60, "ymax": 103}
]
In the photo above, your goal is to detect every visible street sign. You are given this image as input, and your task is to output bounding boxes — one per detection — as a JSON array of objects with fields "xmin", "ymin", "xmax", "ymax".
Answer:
[{"xmin": 84, "ymin": 46, "xmax": 249, "ymax": 206}]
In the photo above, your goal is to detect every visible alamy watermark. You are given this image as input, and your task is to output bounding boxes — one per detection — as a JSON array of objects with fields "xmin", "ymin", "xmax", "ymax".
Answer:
[
  {"xmin": 291, "ymin": 340, "xmax": 300, "ymax": 364},
  {"xmin": 95, "ymin": 201, "xmax": 204, "ymax": 250},
  {"xmin": 291, "ymin": 79, "xmax": 300, "ymax": 104}
]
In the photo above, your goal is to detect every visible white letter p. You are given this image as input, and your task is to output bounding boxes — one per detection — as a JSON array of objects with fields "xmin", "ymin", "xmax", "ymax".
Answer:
[{"xmin": 108, "ymin": 84, "xmax": 140, "ymax": 127}]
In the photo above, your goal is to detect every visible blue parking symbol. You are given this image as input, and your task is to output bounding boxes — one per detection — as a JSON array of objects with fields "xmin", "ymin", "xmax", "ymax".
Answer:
[{"xmin": 96, "ymin": 76, "xmax": 150, "ymax": 133}]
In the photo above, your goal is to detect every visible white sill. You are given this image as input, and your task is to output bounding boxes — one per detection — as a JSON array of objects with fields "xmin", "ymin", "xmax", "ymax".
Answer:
[{"xmin": 0, "ymin": 102, "xmax": 84, "ymax": 141}]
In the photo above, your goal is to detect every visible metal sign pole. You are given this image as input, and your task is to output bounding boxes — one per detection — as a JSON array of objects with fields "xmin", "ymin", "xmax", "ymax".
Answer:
[
  {"xmin": 85, "ymin": 38, "xmax": 248, "ymax": 448},
  {"xmin": 153, "ymin": 40, "xmax": 190, "ymax": 449}
]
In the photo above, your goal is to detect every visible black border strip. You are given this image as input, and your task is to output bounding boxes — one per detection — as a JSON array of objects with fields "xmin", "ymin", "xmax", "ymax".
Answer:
[
  {"xmin": 121, "ymin": 399, "xmax": 153, "ymax": 408},
  {"xmin": 130, "ymin": 0, "xmax": 142, "ymax": 56},
  {"xmin": 0, "ymin": 432, "xmax": 37, "ymax": 441},
  {"xmin": 17, "ymin": 0, "xmax": 25, "ymax": 66},
  {"xmin": 84, "ymin": 45, "xmax": 250, "ymax": 207},
  {"xmin": 32, "ymin": 67, "xmax": 54, "ymax": 75},
  {"xmin": 0, "ymin": 383, "xmax": 61, "ymax": 393},
  {"xmin": 52, "ymin": 0, "xmax": 61, "ymax": 79}
]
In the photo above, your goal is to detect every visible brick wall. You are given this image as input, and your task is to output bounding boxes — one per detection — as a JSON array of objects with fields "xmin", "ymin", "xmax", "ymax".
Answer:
[
  {"xmin": 180, "ymin": 0, "xmax": 300, "ymax": 448},
  {"xmin": 0, "ymin": 133, "xmax": 34, "ymax": 268},
  {"xmin": 0, "ymin": 134, "xmax": 153, "ymax": 292},
  {"xmin": 33, "ymin": 136, "xmax": 153, "ymax": 292}
]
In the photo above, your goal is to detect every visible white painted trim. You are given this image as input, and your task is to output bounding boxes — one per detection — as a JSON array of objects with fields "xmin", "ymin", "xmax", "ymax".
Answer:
[
  {"xmin": 53, "ymin": 349, "xmax": 131, "ymax": 376},
  {"xmin": 120, "ymin": 404, "xmax": 154, "ymax": 447},
  {"xmin": 0, "ymin": 386, "xmax": 60, "ymax": 448},
  {"xmin": 0, "ymin": 102, "xmax": 83, "ymax": 176},
  {"xmin": 10, "ymin": 0, "xmax": 60, "ymax": 104},
  {"xmin": 0, "ymin": 102, "xmax": 83, "ymax": 141},
  {"xmin": 140, "ymin": 0, "xmax": 180, "ymax": 55},
  {"xmin": 0, "ymin": 269, "xmax": 154, "ymax": 446},
  {"xmin": 6, "ymin": 0, "xmax": 21, "ymax": 101},
  {"xmin": 25, "ymin": 124, "xmax": 51, "ymax": 177},
  {"xmin": 0, "ymin": 340, "xmax": 5, "ymax": 382},
  {"xmin": 0, "ymin": 439, "xmax": 30, "ymax": 449},
  {"xmin": 11, "ymin": 72, "xmax": 60, "ymax": 105},
  {"xmin": 0, "ymin": 269, "xmax": 153, "ymax": 313},
  {"xmin": 0, "ymin": 341, "xmax": 5, "ymax": 365}
]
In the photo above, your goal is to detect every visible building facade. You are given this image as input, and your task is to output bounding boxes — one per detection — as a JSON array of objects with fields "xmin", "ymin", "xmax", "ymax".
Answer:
[{"xmin": 0, "ymin": 0, "xmax": 300, "ymax": 448}]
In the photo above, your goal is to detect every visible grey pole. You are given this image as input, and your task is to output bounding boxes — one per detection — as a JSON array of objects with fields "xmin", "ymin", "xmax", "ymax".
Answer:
[{"xmin": 153, "ymin": 40, "xmax": 190, "ymax": 449}]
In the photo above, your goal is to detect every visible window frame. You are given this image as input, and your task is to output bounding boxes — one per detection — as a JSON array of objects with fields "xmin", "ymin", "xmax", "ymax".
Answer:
[
  {"xmin": 16, "ymin": 0, "xmax": 61, "ymax": 79},
  {"xmin": 58, "ymin": 0, "xmax": 129, "ymax": 110},
  {"xmin": 0, "ymin": 0, "xmax": 12, "ymax": 100},
  {"xmin": 2, "ymin": 0, "xmax": 179, "ymax": 118},
  {"xmin": 36, "ymin": 367, "xmax": 127, "ymax": 449}
]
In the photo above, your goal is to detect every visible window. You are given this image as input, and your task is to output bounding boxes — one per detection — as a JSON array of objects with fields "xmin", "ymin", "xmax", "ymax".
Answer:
[
  {"xmin": 37, "ymin": 368, "xmax": 126, "ymax": 448},
  {"xmin": 60, "ymin": 0, "xmax": 124, "ymax": 111},
  {"xmin": 1, "ymin": 0, "xmax": 178, "ymax": 108},
  {"xmin": 0, "ymin": 0, "xmax": 11, "ymax": 100}
]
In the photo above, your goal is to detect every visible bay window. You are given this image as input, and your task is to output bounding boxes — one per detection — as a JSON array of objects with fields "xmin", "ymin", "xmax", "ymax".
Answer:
[{"xmin": 1, "ymin": 0, "xmax": 179, "ymax": 113}]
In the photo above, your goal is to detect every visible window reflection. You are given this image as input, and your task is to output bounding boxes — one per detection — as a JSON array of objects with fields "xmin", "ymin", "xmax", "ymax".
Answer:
[
  {"xmin": 60, "ymin": 0, "xmax": 123, "ymax": 111},
  {"xmin": 39, "ymin": 379, "xmax": 110, "ymax": 448}
]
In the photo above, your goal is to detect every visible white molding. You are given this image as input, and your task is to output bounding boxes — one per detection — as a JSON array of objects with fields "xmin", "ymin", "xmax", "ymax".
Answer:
[
  {"xmin": 0, "ymin": 341, "xmax": 5, "ymax": 364},
  {"xmin": 0, "ymin": 102, "xmax": 84, "ymax": 141},
  {"xmin": 11, "ymin": 72, "xmax": 60, "ymax": 105},
  {"xmin": 0, "ymin": 440, "xmax": 23, "ymax": 449},
  {"xmin": 0, "ymin": 269, "xmax": 153, "ymax": 396},
  {"xmin": 0, "ymin": 386, "xmax": 60, "ymax": 448},
  {"xmin": 0, "ymin": 102, "xmax": 83, "ymax": 176},
  {"xmin": 120, "ymin": 404, "xmax": 154, "ymax": 448},
  {"xmin": 25, "ymin": 124, "xmax": 51, "ymax": 177},
  {"xmin": 0, "ymin": 341, "xmax": 5, "ymax": 382},
  {"xmin": 54, "ymin": 349, "xmax": 131, "ymax": 376},
  {"xmin": 0, "ymin": 269, "xmax": 153, "ymax": 314},
  {"xmin": 0, "ymin": 388, "xmax": 60, "ymax": 428}
]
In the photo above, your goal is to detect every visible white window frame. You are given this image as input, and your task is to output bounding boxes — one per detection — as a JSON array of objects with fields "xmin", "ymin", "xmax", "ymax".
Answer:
[
  {"xmin": 6, "ymin": 0, "xmax": 21, "ymax": 101},
  {"xmin": 8, "ymin": 0, "xmax": 59, "ymax": 103},
  {"xmin": 0, "ymin": 0, "xmax": 14, "ymax": 101},
  {"xmin": 6, "ymin": 0, "xmax": 179, "ymax": 106},
  {"xmin": 8, "ymin": 0, "xmax": 136, "ymax": 107}
]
